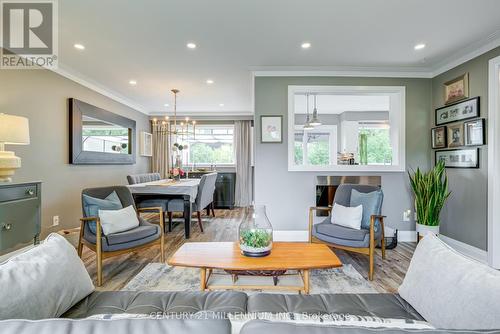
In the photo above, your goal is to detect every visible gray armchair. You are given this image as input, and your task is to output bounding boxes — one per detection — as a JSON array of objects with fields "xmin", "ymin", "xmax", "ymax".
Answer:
[
  {"xmin": 167, "ymin": 172, "xmax": 217, "ymax": 233},
  {"xmin": 308, "ymin": 184, "xmax": 386, "ymax": 280},
  {"xmin": 77, "ymin": 186, "xmax": 165, "ymax": 286}
]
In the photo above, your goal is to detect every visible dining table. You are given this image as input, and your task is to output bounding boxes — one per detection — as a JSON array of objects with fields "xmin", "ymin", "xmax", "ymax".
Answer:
[{"xmin": 127, "ymin": 178, "xmax": 201, "ymax": 238}]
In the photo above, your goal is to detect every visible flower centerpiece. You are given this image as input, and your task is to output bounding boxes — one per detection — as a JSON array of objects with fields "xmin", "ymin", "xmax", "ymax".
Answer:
[
  {"xmin": 238, "ymin": 205, "xmax": 273, "ymax": 257},
  {"xmin": 171, "ymin": 142, "xmax": 187, "ymax": 180}
]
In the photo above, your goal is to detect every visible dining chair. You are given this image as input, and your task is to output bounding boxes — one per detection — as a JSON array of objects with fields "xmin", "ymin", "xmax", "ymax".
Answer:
[
  {"xmin": 167, "ymin": 172, "xmax": 218, "ymax": 233},
  {"xmin": 308, "ymin": 184, "xmax": 386, "ymax": 280},
  {"xmin": 78, "ymin": 186, "xmax": 165, "ymax": 286}
]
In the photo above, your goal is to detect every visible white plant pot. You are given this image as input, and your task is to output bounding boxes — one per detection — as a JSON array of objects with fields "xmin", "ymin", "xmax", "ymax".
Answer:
[{"xmin": 416, "ymin": 223, "xmax": 439, "ymax": 236}]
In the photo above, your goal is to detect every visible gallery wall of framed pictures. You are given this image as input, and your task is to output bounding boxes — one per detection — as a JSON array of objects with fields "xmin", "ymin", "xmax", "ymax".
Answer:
[{"xmin": 432, "ymin": 73, "xmax": 485, "ymax": 169}]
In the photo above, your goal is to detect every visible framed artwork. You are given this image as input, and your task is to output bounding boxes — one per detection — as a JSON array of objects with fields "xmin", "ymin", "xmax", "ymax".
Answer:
[
  {"xmin": 447, "ymin": 123, "xmax": 464, "ymax": 148},
  {"xmin": 431, "ymin": 126, "xmax": 447, "ymax": 149},
  {"xmin": 435, "ymin": 96, "xmax": 479, "ymax": 126},
  {"xmin": 435, "ymin": 148, "xmax": 479, "ymax": 169},
  {"xmin": 261, "ymin": 115, "xmax": 283, "ymax": 143},
  {"xmin": 464, "ymin": 118, "xmax": 485, "ymax": 146},
  {"xmin": 139, "ymin": 131, "xmax": 153, "ymax": 156},
  {"xmin": 444, "ymin": 73, "xmax": 469, "ymax": 104}
]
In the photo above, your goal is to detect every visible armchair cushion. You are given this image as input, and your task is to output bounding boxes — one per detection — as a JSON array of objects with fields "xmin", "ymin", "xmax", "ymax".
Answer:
[
  {"xmin": 82, "ymin": 191, "xmax": 122, "ymax": 233},
  {"xmin": 350, "ymin": 189, "xmax": 383, "ymax": 232},
  {"xmin": 105, "ymin": 223, "xmax": 159, "ymax": 246},
  {"xmin": 313, "ymin": 218, "xmax": 382, "ymax": 248},
  {"xmin": 98, "ymin": 205, "xmax": 140, "ymax": 235}
]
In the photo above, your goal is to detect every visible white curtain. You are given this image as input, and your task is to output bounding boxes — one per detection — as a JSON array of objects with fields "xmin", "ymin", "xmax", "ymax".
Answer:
[
  {"xmin": 234, "ymin": 120, "xmax": 253, "ymax": 207},
  {"xmin": 151, "ymin": 122, "xmax": 170, "ymax": 178}
]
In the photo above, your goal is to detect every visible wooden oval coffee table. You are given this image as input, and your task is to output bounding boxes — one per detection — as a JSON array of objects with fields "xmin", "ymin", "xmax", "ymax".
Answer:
[{"xmin": 167, "ymin": 242, "xmax": 342, "ymax": 294}]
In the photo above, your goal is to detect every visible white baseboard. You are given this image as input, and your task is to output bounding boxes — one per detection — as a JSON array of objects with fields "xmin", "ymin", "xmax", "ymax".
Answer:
[
  {"xmin": 397, "ymin": 230, "xmax": 417, "ymax": 242},
  {"xmin": 273, "ymin": 230, "xmax": 309, "ymax": 242},
  {"xmin": 439, "ymin": 234, "xmax": 488, "ymax": 264}
]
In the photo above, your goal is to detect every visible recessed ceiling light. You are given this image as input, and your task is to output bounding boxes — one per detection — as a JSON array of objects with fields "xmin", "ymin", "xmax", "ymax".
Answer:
[
  {"xmin": 206, "ymin": 79, "xmax": 214, "ymax": 84},
  {"xmin": 187, "ymin": 42, "xmax": 197, "ymax": 49},
  {"xmin": 164, "ymin": 103, "xmax": 169, "ymax": 107},
  {"xmin": 129, "ymin": 80, "xmax": 137, "ymax": 85},
  {"xmin": 414, "ymin": 43, "xmax": 426, "ymax": 50},
  {"xmin": 74, "ymin": 43, "xmax": 85, "ymax": 50},
  {"xmin": 219, "ymin": 103, "xmax": 225, "ymax": 107},
  {"xmin": 301, "ymin": 42, "xmax": 311, "ymax": 49}
]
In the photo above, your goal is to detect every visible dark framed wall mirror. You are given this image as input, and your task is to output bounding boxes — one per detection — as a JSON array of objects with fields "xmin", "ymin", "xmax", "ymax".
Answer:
[{"xmin": 69, "ymin": 98, "xmax": 136, "ymax": 164}]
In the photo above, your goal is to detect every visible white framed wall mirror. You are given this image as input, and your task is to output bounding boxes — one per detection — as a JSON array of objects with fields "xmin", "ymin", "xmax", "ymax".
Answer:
[{"xmin": 288, "ymin": 85, "xmax": 406, "ymax": 172}]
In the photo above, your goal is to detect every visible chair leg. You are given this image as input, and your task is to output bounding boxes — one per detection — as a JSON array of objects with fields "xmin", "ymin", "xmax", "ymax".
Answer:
[
  {"xmin": 96, "ymin": 247, "xmax": 103, "ymax": 287},
  {"xmin": 211, "ymin": 203, "xmax": 215, "ymax": 217},
  {"xmin": 77, "ymin": 222, "xmax": 84, "ymax": 257},
  {"xmin": 369, "ymin": 244, "xmax": 375, "ymax": 281},
  {"xmin": 197, "ymin": 211, "xmax": 204, "ymax": 232},
  {"xmin": 380, "ymin": 219, "xmax": 386, "ymax": 260},
  {"xmin": 206, "ymin": 207, "xmax": 210, "ymax": 216},
  {"xmin": 168, "ymin": 212, "xmax": 173, "ymax": 232},
  {"xmin": 160, "ymin": 211, "xmax": 165, "ymax": 263}
]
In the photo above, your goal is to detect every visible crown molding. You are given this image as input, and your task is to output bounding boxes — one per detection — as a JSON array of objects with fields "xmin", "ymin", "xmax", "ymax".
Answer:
[
  {"xmin": 431, "ymin": 29, "xmax": 500, "ymax": 77},
  {"xmin": 252, "ymin": 66, "xmax": 433, "ymax": 78},
  {"xmin": 51, "ymin": 63, "xmax": 148, "ymax": 114}
]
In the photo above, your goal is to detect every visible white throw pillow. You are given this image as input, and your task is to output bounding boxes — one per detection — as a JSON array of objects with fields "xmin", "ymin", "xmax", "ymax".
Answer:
[
  {"xmin": 398, "ymin": 234, "xmax": 500, "ymax": 330},
  {"xmin": 98, "ymin": 205, "xmax": 140, "ymax": 235},
  {"xmin": 0, "ymin": 233, "xmax": 94, "ymax": 320},
  {"xmin": 330, "ymin": 203, "xmax": 363, "ymax": 230}
]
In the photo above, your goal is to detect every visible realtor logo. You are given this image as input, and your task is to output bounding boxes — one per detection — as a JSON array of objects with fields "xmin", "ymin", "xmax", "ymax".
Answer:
[{"xmin": 1, "ymin": 0, "xmax": 58, "ymax": 69}]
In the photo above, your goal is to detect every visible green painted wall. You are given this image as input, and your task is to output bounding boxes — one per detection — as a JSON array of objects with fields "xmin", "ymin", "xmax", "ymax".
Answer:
[
  {"xmin": 431, "ymin": 46, "xmax": 500, "ymax": 250},
  {"xmin": 254, "ymin": 76, "xmax": 432, "ymax": 233}
]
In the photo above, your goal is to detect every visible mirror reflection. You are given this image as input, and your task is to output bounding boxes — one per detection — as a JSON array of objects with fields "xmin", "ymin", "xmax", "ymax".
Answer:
[
  {"xmin": 293, "ymin": 94, "xmax": 392, "ymax": 167},
  {"xmin": 82, "ymin": 116, "xmax": 130, "ymax": 154}
]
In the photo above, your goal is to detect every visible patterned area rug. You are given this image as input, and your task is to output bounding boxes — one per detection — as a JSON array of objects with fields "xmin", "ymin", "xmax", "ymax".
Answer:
[{"xmin": 123, "ymin": 263, "xmax": 376, "ymax": 294}]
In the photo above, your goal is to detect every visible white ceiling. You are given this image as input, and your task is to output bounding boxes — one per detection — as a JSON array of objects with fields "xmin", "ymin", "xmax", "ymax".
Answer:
[
  {"xmin": 58, "ymin": 0, "xmax": 500, "ymax": 115},
  {"xmin": 294, "ymin": 95, "xmax": 389, "ymax": 114}
]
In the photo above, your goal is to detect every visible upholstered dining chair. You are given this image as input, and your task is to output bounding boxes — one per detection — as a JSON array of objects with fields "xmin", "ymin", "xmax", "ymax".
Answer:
[
  {"xmin": 78, "ymin": 186, "xmax": 165, "ymax": 286},
  {"xmin": 308, "ymin": 184, "xmax": 386, "ymax": 280},
  {"xmin": 127, "ymin": 173, "xmax": 171, "ymax": 232},
  {"xmin": 167, "ymin": 172, "xmax": 218, "ymax": 233}
]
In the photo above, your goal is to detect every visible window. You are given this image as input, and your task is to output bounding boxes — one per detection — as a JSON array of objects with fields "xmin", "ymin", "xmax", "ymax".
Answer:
[
  {"xmin": 358, "ymin": 122, "xmax": 392, "ymax": 165},
  {"xmin": 182, "ymin": 124, "xmax": 235, "ymax": 165},
  {"xmin": 294, "ymin": 126, "xmax": 337, "ymax": 167}
]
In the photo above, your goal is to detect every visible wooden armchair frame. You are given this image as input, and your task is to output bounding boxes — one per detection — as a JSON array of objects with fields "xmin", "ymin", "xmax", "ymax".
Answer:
[
  {"xmin": 77, "ymin": 207, "xmax": 165, "ymax": 286},
  {"xmin": 308, "ymin": 206, "xmax": 386, "ymax": 280}
]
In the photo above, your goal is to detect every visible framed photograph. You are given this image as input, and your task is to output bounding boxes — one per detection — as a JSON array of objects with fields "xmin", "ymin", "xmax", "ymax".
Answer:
[
  {"xmin": 139, "ymin": 131, "xmax": 153, "ymax": 156},
  {"xmin": 435, "ymin": 96, "xmax": 479, "ymax": 126},
  {"xmin": 435, "ymin": 148, "xmax": 479, "ymax": 169},
  {"xmin": 261, "ymin": 115, "xmax": 283, "ymax": 143},
  {"xmin": 447, "ymin": 123, "xmax": 464, "ymax": 148},
  {"xmin": 464, "ymin": 118, "xmax": 485, "ymax": 146},
  {"xmin": 431, "ymin": 126, "xmax": 447, "ymax": 149},
  {"xmin": 444, "ymin": 73, "xmax": 469, "ymax": 104}
]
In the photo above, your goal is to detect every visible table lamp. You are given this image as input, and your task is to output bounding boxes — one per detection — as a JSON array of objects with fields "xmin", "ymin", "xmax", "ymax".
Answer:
[{"xmin": 0, "ymin": 113, "xmax": 30, "ymax": 182}]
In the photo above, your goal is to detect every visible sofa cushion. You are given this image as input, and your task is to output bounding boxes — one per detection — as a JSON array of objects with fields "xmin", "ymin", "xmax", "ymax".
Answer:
[
  {"xmin": 247, "ymin": 293, "xmax": 423, "ymax": 320},
  {"xmin": 240, "ymin": 320, "xmax": 498, "ymax": 334},
  {"xmin": 316, "ymin": 220, "xmax": 368, "ymax": 241},
  {"xmin": 398, "ymin": 234, "xmax": 500, "ymax": 330},
  {"xmin": 63, "ymin": 291, "xmax": 248, "ymax": 318},
  {"xmin": 350, "ymin": 189, "xmax": 383, "ymax": 231},
  {"xmin": 0, "ymin": 233, "xmax": 94, "ymax": 320},
  {"xmin": 83, "ymin": 191, "xmax": 122, "ymax": 234},
  {"xmin": 0, "ymin": 318, "xmax": 231, "ymax": 334},
  {"xmin": 105, "ymin": 224, "xmax": 159, "ymax": 246}
]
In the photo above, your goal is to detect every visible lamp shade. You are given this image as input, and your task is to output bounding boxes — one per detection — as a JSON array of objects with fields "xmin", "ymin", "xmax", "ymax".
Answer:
[{"xmin": 0, "ymin": 113, "xmax": 30, "ymax": 145}]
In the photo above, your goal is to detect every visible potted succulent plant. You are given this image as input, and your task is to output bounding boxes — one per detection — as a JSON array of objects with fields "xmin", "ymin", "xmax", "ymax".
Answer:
[{"xmin": 408, "ymin": 160, "xmax": 451, "ymax": 236}]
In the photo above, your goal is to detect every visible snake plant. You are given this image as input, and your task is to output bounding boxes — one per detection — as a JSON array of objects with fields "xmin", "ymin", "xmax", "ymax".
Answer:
[{"xmin": 408, "ymin": 160, "xmax": 451, "ymax": 226}]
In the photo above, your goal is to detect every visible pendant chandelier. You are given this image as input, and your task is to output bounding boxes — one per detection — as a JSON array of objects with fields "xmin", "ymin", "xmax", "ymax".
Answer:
[
  {"xmin": 303, "ymin": 94, "xmax": 314, "ymax": 131},
  {"xmin": 151, "ymin": 89, "xmax": 196, "ymax": 137},
  {"xmin": 309, "ymin": 94, "xmax": 322, "ymax": 126}
]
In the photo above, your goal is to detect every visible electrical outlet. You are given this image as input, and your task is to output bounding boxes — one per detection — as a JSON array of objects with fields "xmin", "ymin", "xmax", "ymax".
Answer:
[
  {"xmin": 403, "ymin": 209, "xmax": 412, "ymax": 222},
  {"xmin": 52, "ymin": 216, "xmax": 60, "ymax": 227}
]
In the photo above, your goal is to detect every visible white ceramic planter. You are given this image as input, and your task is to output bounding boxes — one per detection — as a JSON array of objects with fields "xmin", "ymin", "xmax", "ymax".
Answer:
[{"xmin": 416, "ymin": 223, "xmax": 440, "ymax": 236}]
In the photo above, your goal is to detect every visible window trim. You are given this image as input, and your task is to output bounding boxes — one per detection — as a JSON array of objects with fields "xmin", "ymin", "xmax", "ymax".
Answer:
[{"xmin": 287, "ymin": 85, "xmax": 406, "ymax": 172}]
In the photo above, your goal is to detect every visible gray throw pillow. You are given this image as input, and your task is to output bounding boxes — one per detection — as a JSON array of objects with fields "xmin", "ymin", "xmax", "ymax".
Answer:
[
  {"xmin": 350, "ymin": 189, "xmax": 383, "ymax": 231},
  {"xmin": 82, "ymin": 191, "xmax": 122, "ymax": 234}
]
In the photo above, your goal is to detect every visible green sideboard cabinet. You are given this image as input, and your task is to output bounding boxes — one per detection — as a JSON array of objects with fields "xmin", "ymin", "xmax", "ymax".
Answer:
[{"xmin": 0, "ymin": 182, "xmax": 41, "ymax": 254}]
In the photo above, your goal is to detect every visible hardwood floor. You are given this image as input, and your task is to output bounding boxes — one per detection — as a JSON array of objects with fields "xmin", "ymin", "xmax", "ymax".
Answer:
[{"xmin": 80, "ymin": 207, "xmax": 415, "ymax": 293}]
